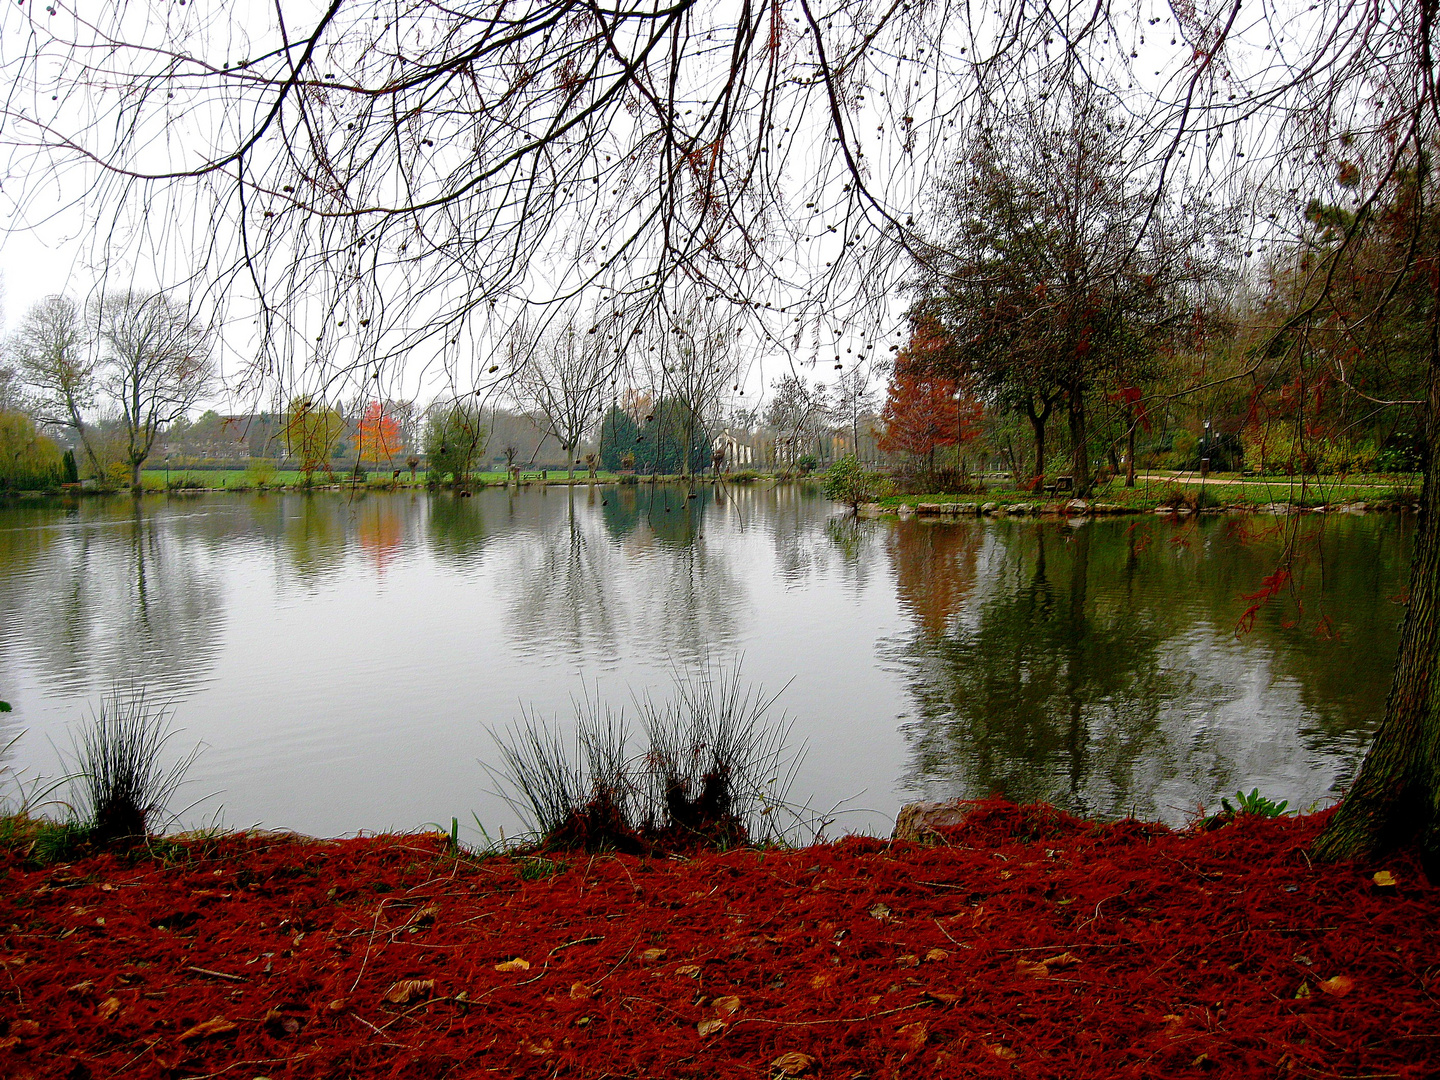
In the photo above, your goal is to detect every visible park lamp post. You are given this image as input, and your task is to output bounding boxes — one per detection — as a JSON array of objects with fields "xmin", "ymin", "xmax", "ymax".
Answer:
[{"xmin": 1202, "ymin": 419, "xmax": 1212, "ymax": 481}]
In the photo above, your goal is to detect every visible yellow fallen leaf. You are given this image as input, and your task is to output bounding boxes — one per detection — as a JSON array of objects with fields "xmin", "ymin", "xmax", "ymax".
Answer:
[
  {"xmin": 177, "ymin": 1016, "xmax": 237, "ymax": 1042},
  {"xmin": 413, "ymin": 903, "xmax": 440, "ymax": 926},
  {"xmin": 697, "ymin": 1018, "xmax": 726, "ymax": 1037},
  {"xmin": 1372, "ymin": 870, "xmax": 1398, "ymax": 888},
  {"xmin": 1318, "ymin": 975, "xmax": 1354, "ymax": 997},
  {"xmin": 895, "ymin": 954, "xmax": 920, "ymax": 968},
  {"xmin": 987, "ymin": 1043, "xmax": 1018, "ymax": 1061},
  {"xmin": 868, "ymin": 903, "xmax": 894, "ymax": 922},
  {"xmin": 924, "ymin": 948, "xmax": 949, "ymax": 962},
  {"xmin": 770, "ymin": 1050, "xmax": 818, "ymax": 1076},
  {"xmin": 326, "ymin": 998, "xmax": 348, "ymax": 1012},
  {"xmin": 713, "ymin": 995, "xmax": 741, "ymax": 1017},
  {"xmin": 97, "ymin": 996, "xmax": 121, "ymax": 1020},
  {"xmin": 494, "ymin": 958, "xmax": 531, "ymax": 973},
  {"xmin": 383, "ymin": 978, "xmax": 435, "ymax": 1004},
  {"xmin": 520, "ymin": 1036, "xmax": 554, "ymax": 1056},
  {"xmin": 569, "ymin": 982, "xmax": 595, "ymax": 1000},
  {"xmin": 896, "ymin": 1021, "xmax": 928, "ymax": 1055},
  {"xmin": 1294, "ymin": 981, "xmax": 1311, "ymax": 999},
  {"xmin": 640, "ymin": 947, "xmax": 668, "ymax": 965},
  {"xmin": 1041, "ymin": 950, "xmax": 1082, "ymax": 969},
  {"xmin": 922, "ymin": 990, "xmax": 960, "ymax": 1006},
  {"xmin": 675, "ymin": 964, "xmax": 701, "ymax": 977},
  {"xmin": 1014, "ymin": 958, "xmax": 1050, "ymax": 978},
  {"xmin": 809, "ymin": 973, "xmax": 833, "ymax": 990}
]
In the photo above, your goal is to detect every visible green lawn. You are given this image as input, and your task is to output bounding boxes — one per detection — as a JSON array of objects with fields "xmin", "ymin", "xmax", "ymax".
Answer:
[{"xmin": 878, "ymin": 472, "xmax": 1421, "ymax": 512}]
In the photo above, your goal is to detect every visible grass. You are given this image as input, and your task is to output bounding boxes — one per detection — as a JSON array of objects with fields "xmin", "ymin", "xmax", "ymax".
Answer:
[
  {"xmin": 487, "ymin": 666, "xmax": 802, "ymax": 853},
  {"xmin": 877, "ymin": 471, "xmax": 1422, "ymax": 512}
]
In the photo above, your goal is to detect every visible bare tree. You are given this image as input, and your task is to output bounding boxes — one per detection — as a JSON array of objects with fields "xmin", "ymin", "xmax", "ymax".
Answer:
[
  {"xmin": 764, "ymin": 374, "xmax": 830, "ymax": 469},
  {"xmin": 516, "ymin": 312, "xmax": 623, "ymax": 481},
  {"xmin": 832, "ymin": 365, "xmax": 879, "ymax": 462},
  {"xmin": 6, "ymin": 295, "xmax": 103, "ymax": 479},
  {"xmin": 95, "ymin": 292, "xmax": 212, "ymax": 492},
  {"xmin": 639, "ymin": 298, "xmax": 740, "ymax": 478}
]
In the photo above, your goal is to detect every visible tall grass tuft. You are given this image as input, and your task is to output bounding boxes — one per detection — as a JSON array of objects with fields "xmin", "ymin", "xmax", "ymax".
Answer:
[
  {"xmin": 72, "ymin": 691, "xmax": 198, "ymax": 845},
  {"xmin": 488, "ymin": 666, "xmax": 802, "ymax": 853}
]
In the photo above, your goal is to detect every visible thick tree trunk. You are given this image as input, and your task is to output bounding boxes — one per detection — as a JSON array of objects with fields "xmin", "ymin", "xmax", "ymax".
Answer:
[
  {"xmin": 1025, "ymin": 396, "xmax": 1051, "ymax": 491},
  {"xmin": 1068, "ymin": 389, "xmax": 1090, "ymax": 494},
  {"xmin": 130, "ymin": 460, "xmax": 143, "ymax": 494},
  {"xmin": 1313, "ymin": 314, "xmax": 1440, "ymax": 872}
]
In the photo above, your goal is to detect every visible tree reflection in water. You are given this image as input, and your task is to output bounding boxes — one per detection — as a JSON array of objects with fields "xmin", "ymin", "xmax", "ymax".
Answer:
[{"xmin": 881, "ymin": 516, "xmax": 1411, "ymax": 822}]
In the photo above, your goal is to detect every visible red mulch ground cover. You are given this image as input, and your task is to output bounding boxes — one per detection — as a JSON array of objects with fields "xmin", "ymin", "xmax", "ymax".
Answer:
[{"xmin": 1, "ymin": 801, "xmax": 1436, "ymax": 1079}]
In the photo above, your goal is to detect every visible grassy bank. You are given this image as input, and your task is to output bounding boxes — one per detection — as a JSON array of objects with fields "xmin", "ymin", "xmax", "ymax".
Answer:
[
  {"xmin": 878, "ymin": 472, "xmax": 1422, "ymax": 513},
  {"xmin": 0, "ymin": 801, "xmax": 1432, "ymax": 1079}
]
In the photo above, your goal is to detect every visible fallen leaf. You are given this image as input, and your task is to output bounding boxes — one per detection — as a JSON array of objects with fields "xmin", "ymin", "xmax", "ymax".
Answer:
[
  {"xmin": 924, "ymin": 948, "xmax": 949, "ymax": 962},
  {"xmin": 868, "ymin": 903, "xmax": 893, "ymax": 922},
  {"xmin": 1294, "ymin": 981, "xmax": 1311, "ymax": 1000},
  {"xmin": 770, "ymin": 1050, "xmax": 818, "ymax": 1076},
  {"xmin": 326, "ymin": 998, "xmax": 348, "ymax": 1012},
  {"xmin": 809, "ymin": 973, "xmax": 833, "ymax": 990},
  {"xmin": 413, "ymin": 903, "xmax": 440, "ymax": 926},
  {"xmin": 895, "ymin": 954, "xmax": 920, "ymax": 968},
  {"xmin": 383, "ymin": 978, "xmax": 435, "ymax": 1004},
  {"xmin": 0, "ymin": 1037, "xmax": 19, "ymax": 1052},
  {"xmin": 1318, "ymin": 975, "xmax": 1354, "ymax": 997},
  {"xmin": 520, "ymin": 1037, "xmax": 554, "ymax": 1056},
  {"xmin": 1014, "ymin": 958, "xmax": 1050, "ymax": 978},
  {"xmin": 97, "ymin": 996, "xmax": 121, "ymax": 1020},
  {"xmin": 493, "ymin": 958, "xmax": 530, "ymax": 973},
  {"xmin": 640, "ymin": 947, "xmax": 668, "ymax": 965},
  {"xmin": 697, "ymin": 1018, "xmax": 726, "ymax": 1037},
  {"xmin": 177, "ymin": 1016, "xmax": 237, "ymax": 1042},
  {"xmin": 675, "ymin": 964, "xmax": 701, "ymax": 977},
  {"xmin": 987, "ymin": 1043, "xmax": 1018, "ymax": 1061},
  {"xmin": 67, "ymin": 980, "xmax": 94, "ymax": 996},
  {"xmin": 713, "ymin": 995, "xmax": 741, "ymax": 1017},
  {"xmin": 922, "ymin": 990, "xmax": 960, "ymax": 1006},
  {"xmin": 1041, "ymin": 950, "xmax": 1082, "ymax": 969},
  {"xmin": 1372, "ymin": 870, "xmax": 1398, "ymax": 888},
  {"xmin": 11, "ymin": 1020, "xmax": 39, "ymax": 1038},
  {"xmin": 569, "ymin": 982, "xmax": 595, "ymax": 1000},
  {"xmin": 896, "ymin": 1021, "xmax": 928, "ymax": 1055}
]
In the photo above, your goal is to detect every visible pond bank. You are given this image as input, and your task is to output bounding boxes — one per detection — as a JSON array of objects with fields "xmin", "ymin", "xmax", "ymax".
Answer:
[
  {"xmin": 866, "ymin": 497, "xmax": 1421, "ymax": 519},
  {"xmin": 1, "ymin": 801, "xmax": 1432, "ymax": 1079}
]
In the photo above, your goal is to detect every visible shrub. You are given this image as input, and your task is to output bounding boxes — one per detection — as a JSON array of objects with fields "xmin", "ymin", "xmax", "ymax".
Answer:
[
  {"xmin": 823, "ymin": 455, "xmax": 879, "ymax": 508},
  {"xmin": 727, "ymin": 470, "xmax": 762, "ymax": 483},
  {"xmin": 796, "ymin": 453, "xmax": 819, "ymax": 475}
]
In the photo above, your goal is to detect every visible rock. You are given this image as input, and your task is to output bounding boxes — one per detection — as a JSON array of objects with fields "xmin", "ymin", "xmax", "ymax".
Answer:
[
  {"xmin": 1092, "ymin": 503, "xmax": 1124, "ymax": 514},
  {"xmin": 980, "ymin": 502, "xmax": 999, "ymax": 515},
  {"xmin": 939, "ymin": 503, "xmax": 960, "ymax": 515},
  {"xmin": 896, "ymin": 504, "xmax": 916, "ymax": 517},
  {"xmin": 916, "ymin": 503, "xmax": 942, "ymax": 514},
  {"xmin": 893, "ymin": 800, "xmax": 976, "ymax": 842},
  {"xmin": 1264, "ymin": 502, "xmax": 1294, "ymax": 515},
  {"xmin": 1005, "ymin": 502, "xmax": 1032, "ymax": 514},
  {"xmin": 1065, "ymin": 499, "xmax": 1089, "ymax": 515}
]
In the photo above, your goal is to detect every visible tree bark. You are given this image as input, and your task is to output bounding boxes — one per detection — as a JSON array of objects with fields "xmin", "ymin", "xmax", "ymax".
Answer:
[
  {"xmin": 1313, "ymin": 297, "xmax": 1440, "ymax": 873},
  {"xmin": 1025, "ymin": 395, "xmax": 1052, "ymax": 491},
  {"xmin": 1125, "ymin": 419, "xmax": 1137, "ymax": 487},
  {"xmin": 1068, "ymin": 387, "xmax": 1090, "ymax": 494}
]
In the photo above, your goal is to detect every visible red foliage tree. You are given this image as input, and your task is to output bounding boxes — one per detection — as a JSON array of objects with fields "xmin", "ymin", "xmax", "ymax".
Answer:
[
  {"xmin": 878, "ymin": 344, "xmax": 983, "ymax": 469},
  {"xmin": 357, "ymin": 401, "xmax": 402, "ymax": 464}
]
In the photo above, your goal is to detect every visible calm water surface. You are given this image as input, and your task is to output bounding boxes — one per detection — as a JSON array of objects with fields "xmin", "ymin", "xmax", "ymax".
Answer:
[{"xmin": 0, "ymin": 486, "xmax": 1413, "ymax": 838}]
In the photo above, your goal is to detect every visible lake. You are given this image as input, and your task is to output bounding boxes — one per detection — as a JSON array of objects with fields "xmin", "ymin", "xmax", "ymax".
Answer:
[{"xmin": 0, "ymin": 485, "xmax": 1413, "ymax": 840}]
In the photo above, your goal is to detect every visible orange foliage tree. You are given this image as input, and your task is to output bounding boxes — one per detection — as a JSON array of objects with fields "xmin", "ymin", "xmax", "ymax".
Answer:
[
  {"xmin": 357, "ymin": 400, "xmax": 402, "ymax": 464},
  {"xmin": 878, "ymin": 330, "xmax": 984, "ymax": 470}
]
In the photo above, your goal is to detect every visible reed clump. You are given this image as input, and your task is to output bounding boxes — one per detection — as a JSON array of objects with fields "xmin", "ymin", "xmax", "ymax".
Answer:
[{"xmin": 489, "ymin": 668, "xmax": 801, "ymax": 853}]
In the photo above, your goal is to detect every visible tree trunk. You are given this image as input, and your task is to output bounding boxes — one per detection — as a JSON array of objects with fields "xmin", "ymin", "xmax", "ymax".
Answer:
[
  {"xmin": 1068, "ymin": 388, "xmax": 1090, "ymax": 494},
  {"xmin": 1126, "ymin": 419, "xmax": 1137, "ymax": 488},
  {"xmin": 131, "ymin": 460, "xmax": 143, "ymax": 494},
  {"xmin": 1025, "ymin": 396, "xmax": 1050, "ymax": 491},
  {"xmin": 1313, "ymin": 316, "xmax": 1440, "ymax": 872}
]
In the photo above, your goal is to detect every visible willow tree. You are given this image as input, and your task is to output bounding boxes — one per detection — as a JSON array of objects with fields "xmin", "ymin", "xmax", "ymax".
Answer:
[{"xmin": 6, "ymin": 0, "xmax": 1440, "ymax": 866}]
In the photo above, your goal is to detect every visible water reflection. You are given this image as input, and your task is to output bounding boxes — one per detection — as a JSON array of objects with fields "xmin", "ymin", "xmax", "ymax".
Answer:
[
  {"xmin": 0, "ymin": 498, "xmax": 225, "ymax": 703},
  {"xmin": 881, "ymin": 514, "xmax": 1411, "ymax": 820}
]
